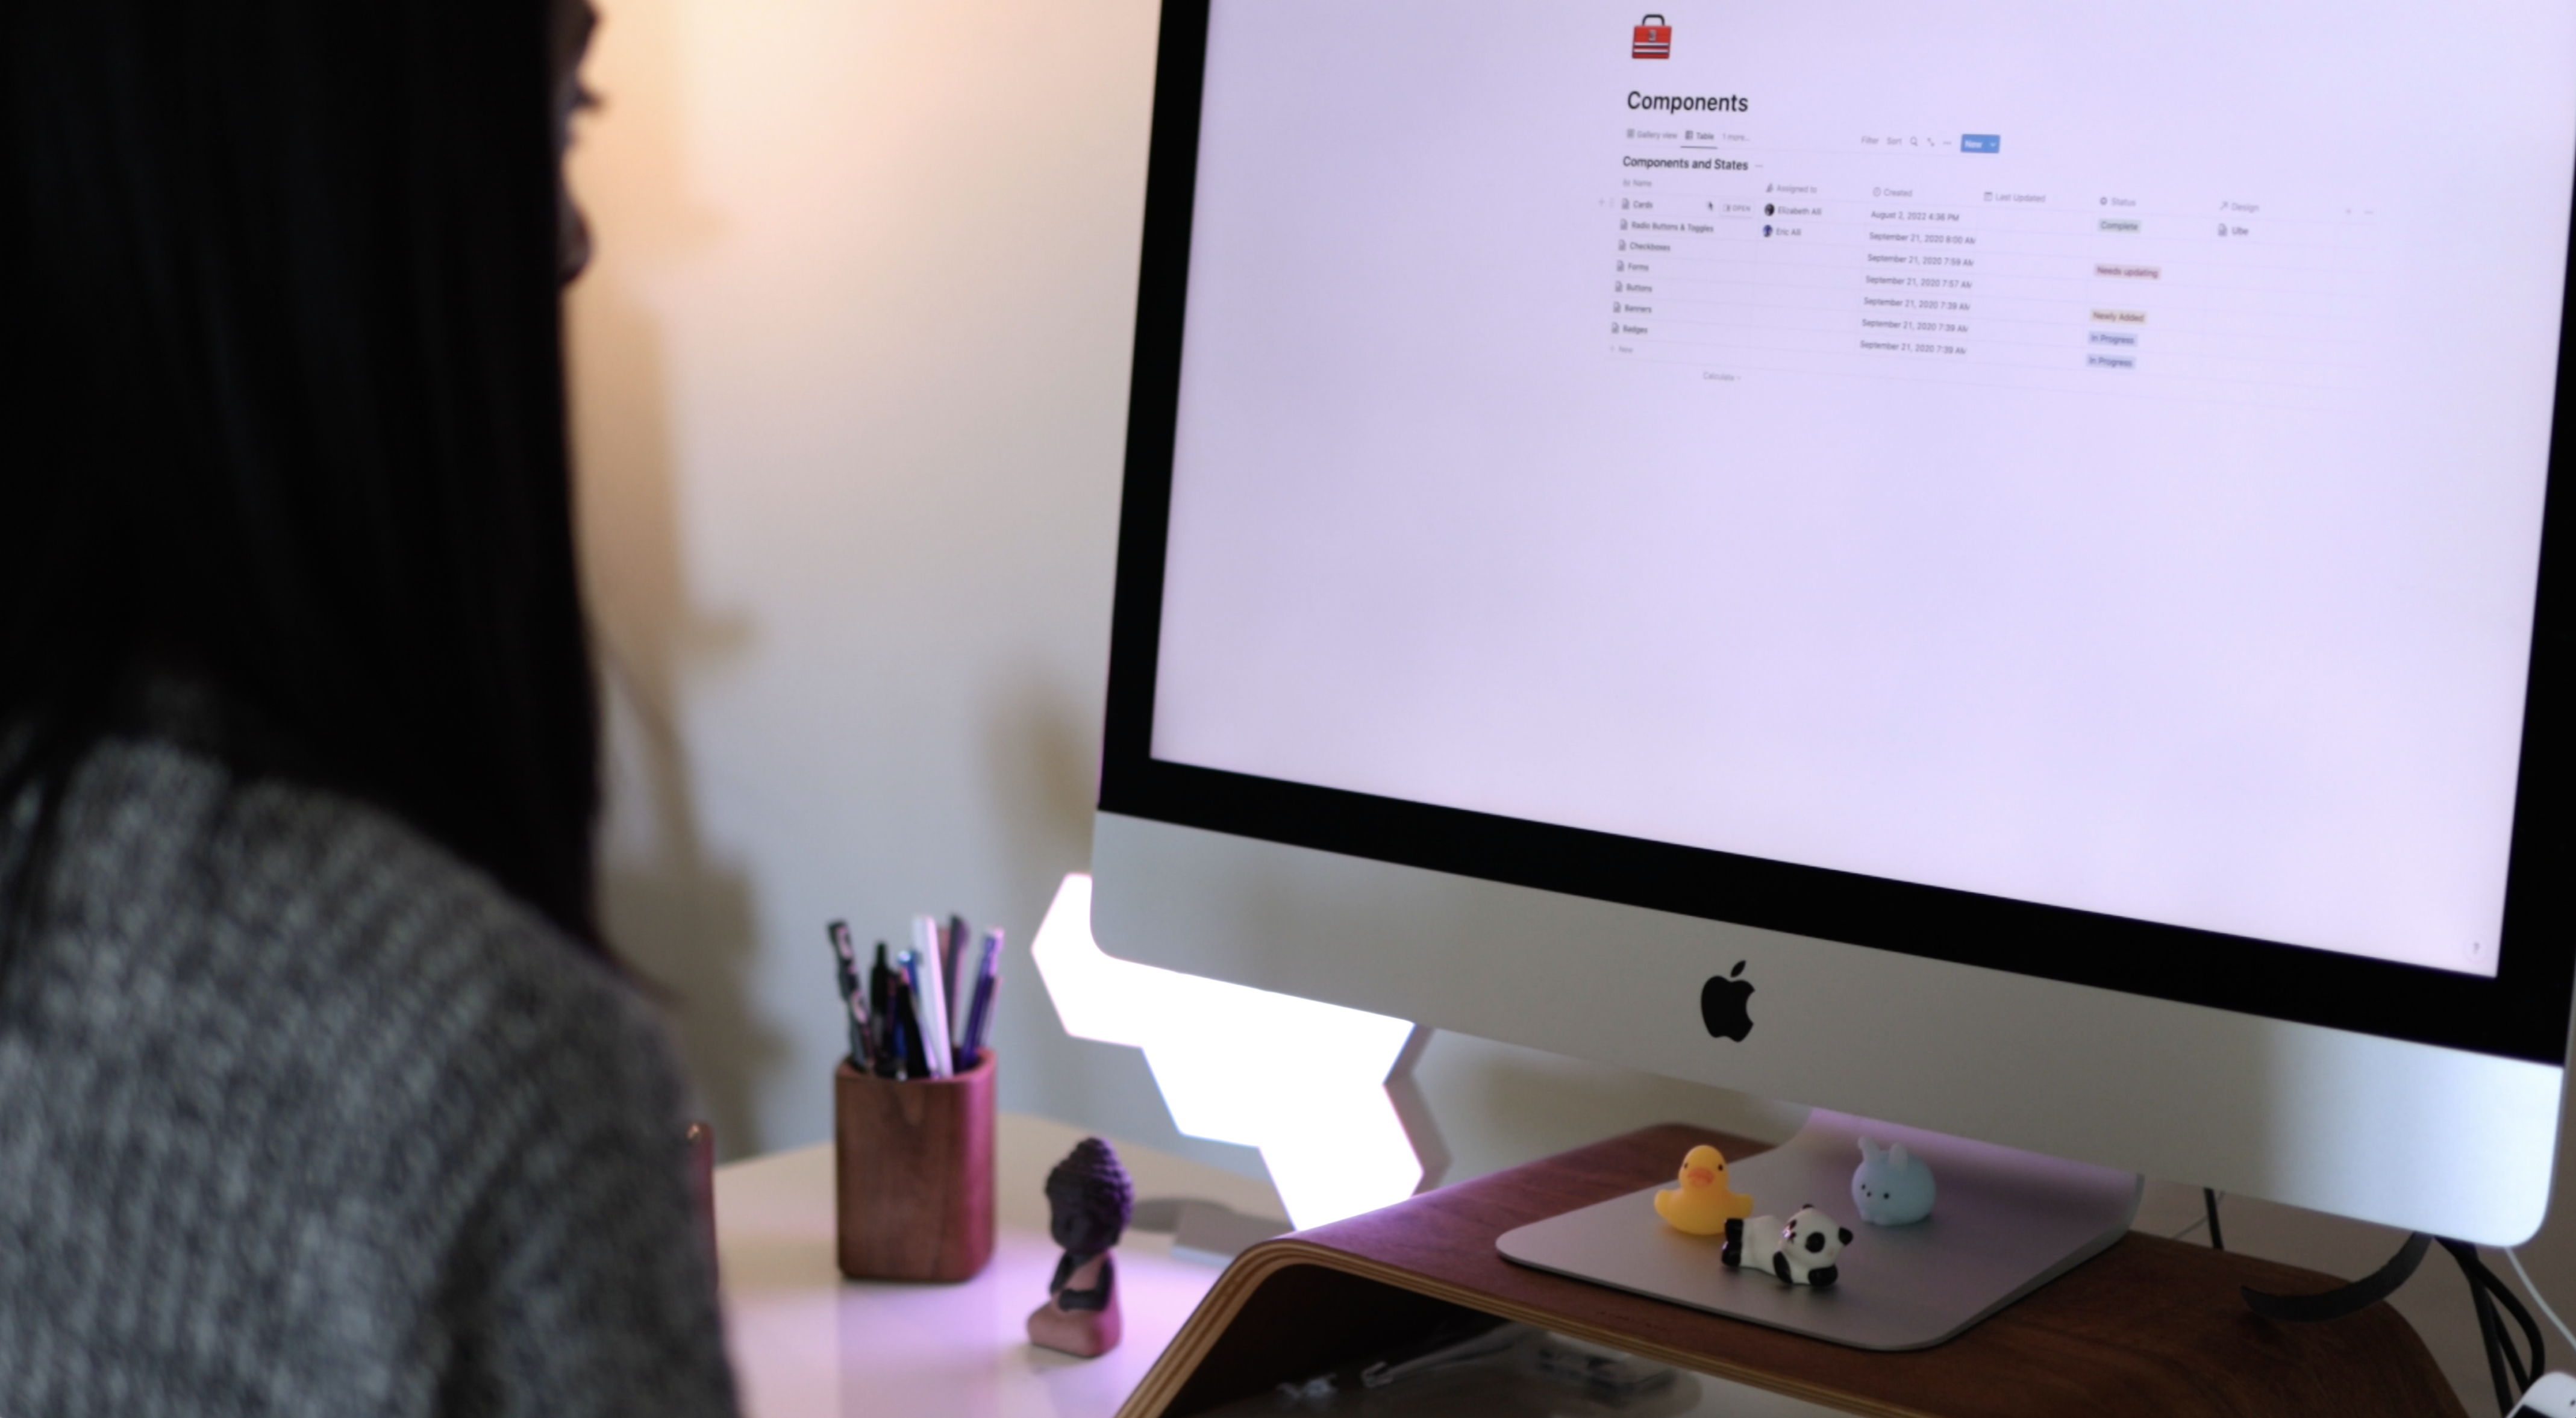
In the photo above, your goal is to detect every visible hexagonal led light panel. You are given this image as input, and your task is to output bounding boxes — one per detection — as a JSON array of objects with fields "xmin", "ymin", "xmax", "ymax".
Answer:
[{"xmin": 1030, "ymin": 873, "xmax": 1443, "ymax": 1229}]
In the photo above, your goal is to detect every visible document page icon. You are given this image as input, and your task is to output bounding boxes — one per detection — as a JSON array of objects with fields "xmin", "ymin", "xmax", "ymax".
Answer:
[{"xmin": 1633, "ymin": 14, "xmax": 1671, "ymax": 58}]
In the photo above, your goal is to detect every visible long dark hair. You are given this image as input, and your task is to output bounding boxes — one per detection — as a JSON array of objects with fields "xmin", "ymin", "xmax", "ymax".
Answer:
[{"xmin": 0, "ymin": 0, "xmax": 604, "ymax": 952}]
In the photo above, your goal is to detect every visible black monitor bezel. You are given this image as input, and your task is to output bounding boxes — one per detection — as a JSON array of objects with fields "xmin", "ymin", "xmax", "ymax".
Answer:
[{"xmin": 1097, "ymin": 0, "xmax": 2576, "ymax": 1067}]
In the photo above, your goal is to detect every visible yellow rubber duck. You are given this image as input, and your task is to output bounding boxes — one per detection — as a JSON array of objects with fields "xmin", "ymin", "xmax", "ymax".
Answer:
[{"xmin": 1653, "ymin": 1144, "xmax": 1755, "ymax": 1235}]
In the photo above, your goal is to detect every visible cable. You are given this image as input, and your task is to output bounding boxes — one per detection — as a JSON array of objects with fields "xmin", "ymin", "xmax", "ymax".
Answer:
[
  {"xmin": 2202, "ymin": 1188, "xmax": 2225, "ymax": 1251},
  {"xmin": 2242, "ymin": 1231, "xmax": 2430, "ymax": 1323},
  {"xmin": 2472, "ymin": 1255, "xmax": 2534, "ymax": 1400},
  {"xmin": 2507, "ymin": 1247, "xmax": 2576, "ymax": 1359},
  {"xmin": 2438, "ymin": 1238, "xmax": 2544, "ymax": 1417},
  {"xmin": 2240, "ymin": 1230, "xmax": 2553, "ymax": 1417},
  {"xmin": 2468, "ymin": 1264, "xmax": 2513, "ymax": 1417}
]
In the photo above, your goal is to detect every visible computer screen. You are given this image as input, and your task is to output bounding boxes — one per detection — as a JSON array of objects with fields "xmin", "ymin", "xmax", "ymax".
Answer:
[{"xmin": 1095, "ymin": 0, "xmax": 2576, "ymax": 1240}]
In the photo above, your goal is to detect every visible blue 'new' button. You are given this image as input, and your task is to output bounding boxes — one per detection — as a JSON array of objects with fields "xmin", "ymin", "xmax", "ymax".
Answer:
[{"xmin": 1962, "ymin": 134, "xmax": 2000, "ymax": 154}]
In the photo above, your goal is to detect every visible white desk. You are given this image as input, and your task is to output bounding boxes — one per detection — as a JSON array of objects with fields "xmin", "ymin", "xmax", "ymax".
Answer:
[
  {"xmin": 712, "ymin": 1113, "xmax": 1289, "ymax": 1418},
  {"xmin": 713, "ymin": 1115, "xmax": 1854, "ymax": 1418}
]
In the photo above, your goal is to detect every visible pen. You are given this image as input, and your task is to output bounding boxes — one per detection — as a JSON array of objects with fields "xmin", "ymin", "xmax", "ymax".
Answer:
[
  {"xmin": 943, "ymin": 912, "xmax": 969, "ymax": 1041},
  {"xmin": 908, "ymin": 918, "xmax": 956, "ymax": 1078},
  {"xmin": 887, "ymin": 975, "xmax": 921, "ymax": 1081},
  {"xmin": 828, "ymin": 920, "xmax": 873, "ymax": 1073},
  {"xmin": 869, "ymin": 943, "xmax": 898, "ymax": 1078},
  {"xmin": 893, "ymin": 953, "xmax": 939, "ymax": 1078},
  {"xmin": 957, "ymin": 928, "xmax": 1002, "ymax": 1069}
]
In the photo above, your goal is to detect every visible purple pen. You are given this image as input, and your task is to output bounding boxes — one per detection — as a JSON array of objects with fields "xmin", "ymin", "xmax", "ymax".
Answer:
[{"xmin": 957, "ymin": 928, "xmax": 1002, "ymax": 1069}]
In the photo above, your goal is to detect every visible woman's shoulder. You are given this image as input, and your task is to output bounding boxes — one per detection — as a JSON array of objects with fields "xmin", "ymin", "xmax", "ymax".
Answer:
[
  {"xmin": 2, "ymin": 740, "xmax": 732, "ymax": 1416},
  {"xmin": 43, "ymin": 732, "xmax": 673, "ymax": 1134}
]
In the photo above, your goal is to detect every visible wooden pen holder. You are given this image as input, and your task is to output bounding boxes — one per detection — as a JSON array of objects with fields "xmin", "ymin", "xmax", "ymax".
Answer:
[{"xmin": 834, "ymin": 1052, "xmax": 996, "ymax": 1282}]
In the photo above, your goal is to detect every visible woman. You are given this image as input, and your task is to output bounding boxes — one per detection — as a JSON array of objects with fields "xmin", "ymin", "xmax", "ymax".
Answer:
[{"xmin": 0, "ymin": 1, "xmax": 738, "ymax": 1413}]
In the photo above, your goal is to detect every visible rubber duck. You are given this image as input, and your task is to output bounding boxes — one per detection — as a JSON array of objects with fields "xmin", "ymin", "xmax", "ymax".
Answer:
[{"xmin": 1653, "ymin": 1143, "xmax": 1755, "ymax": 1235}]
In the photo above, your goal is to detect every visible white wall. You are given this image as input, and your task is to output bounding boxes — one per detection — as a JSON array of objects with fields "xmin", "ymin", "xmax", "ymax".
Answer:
[
  {"xmin": 564, "ymin": 0, "xmax": 1802, "ymax": 1182},
  {"xmin": 564, "ymin": 1, "xmax": 2576, "ymax": 1409},
  {"xmin": 565, "ymin": 0, "xmax": 1167, "ymax": 1165}
]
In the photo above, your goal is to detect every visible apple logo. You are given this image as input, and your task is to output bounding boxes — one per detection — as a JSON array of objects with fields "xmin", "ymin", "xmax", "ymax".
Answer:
[{"xmin": 1701, "ymin": 960, "xmax": 1755, "ymax": 1042}]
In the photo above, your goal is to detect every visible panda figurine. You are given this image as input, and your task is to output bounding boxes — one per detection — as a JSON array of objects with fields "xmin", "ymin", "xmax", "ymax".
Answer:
[{"xmin": 1721, "ymin": 1205, "xmax": 1852, "ymax": 1288}]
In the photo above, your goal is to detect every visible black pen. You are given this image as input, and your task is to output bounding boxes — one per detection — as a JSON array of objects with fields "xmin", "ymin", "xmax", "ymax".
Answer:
[
  {"xmin": 942, "ymin": 913, "xmax": 969, "ymax": 1040},
  {"xmin": 869, "ymin": 943, "xmax": 898, "ymax": 1078},
  {"xmin": 891, "ymin": 975, "xmax": 929, "ymax": 1079},
  {"xmin": 828, "ymin": 920, "xmax": 873, "ymax": 1072}
]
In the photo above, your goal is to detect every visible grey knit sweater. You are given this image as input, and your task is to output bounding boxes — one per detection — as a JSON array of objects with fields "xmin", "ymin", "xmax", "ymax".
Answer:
[{"xmin": 0, "ymin": 733, "xmax": 740, "ymax": 1416}]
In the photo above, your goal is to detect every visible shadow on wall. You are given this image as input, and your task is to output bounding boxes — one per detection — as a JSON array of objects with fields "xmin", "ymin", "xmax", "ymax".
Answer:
[
  {"xmin": 982, "ymin": 672, "xmax": 1096, "ymax": 922},
  {"xmin": 978, "ymin": 672, "xmax": 1277, "ymax": 1182},
  {"xmin": 580, "ymin": 266, "xmax": 787, "ymax": 1158},
  {"xmin": 567, "ymin": 0, "xmax": 787, "ymax": 1160},
  {"xmin": 598, "ymin": 660, "xmax": 781, "ymax": 1161}
]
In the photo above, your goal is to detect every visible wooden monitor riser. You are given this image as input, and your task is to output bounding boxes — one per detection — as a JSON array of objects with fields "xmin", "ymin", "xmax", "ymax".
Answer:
[{"xmin": 1114, "ymin": 1123, "xmax": 2464, "ymax": 1418}]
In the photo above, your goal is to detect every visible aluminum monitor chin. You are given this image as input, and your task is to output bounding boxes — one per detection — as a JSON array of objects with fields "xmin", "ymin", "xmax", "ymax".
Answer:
[{"xmin": 1090, "ymin": 0, "xmax": 2576, "ymax": 1245}]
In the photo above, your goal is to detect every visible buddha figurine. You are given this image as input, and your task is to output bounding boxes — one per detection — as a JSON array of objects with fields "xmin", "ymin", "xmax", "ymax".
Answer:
[{"xmin": 1027, "ymin": 1137, "xmax": 1134, "ymax": 1358}]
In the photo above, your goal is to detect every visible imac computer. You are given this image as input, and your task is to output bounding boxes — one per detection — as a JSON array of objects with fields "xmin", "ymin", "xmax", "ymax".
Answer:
[{"xmin": 1089, "ymin": 0, "xmax": 2576, "ymax": 1280}]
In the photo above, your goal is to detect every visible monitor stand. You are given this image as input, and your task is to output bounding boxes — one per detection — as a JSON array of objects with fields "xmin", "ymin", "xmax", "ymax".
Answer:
[{"xmin": 1494, "ymin": 1110, "xmax": 2141, "ymax": 1351}]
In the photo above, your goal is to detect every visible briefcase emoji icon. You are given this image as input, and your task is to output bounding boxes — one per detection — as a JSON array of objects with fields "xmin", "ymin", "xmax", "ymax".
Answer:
[{"xmin": 1633, "ymin": 14, "xmax": 1671, "ymax": 59}]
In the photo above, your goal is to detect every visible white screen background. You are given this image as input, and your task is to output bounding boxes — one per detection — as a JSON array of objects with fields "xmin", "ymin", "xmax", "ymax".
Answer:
[{"xmin": 1151, "ymin": 0, "xmax": 2576, "ymax": 975}]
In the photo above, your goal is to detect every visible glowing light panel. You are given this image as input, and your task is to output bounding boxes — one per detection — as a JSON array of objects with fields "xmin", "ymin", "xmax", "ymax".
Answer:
[{"xmin": 1031, "ymin": 872, "xmax": 1432, "ymax": 1228}]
